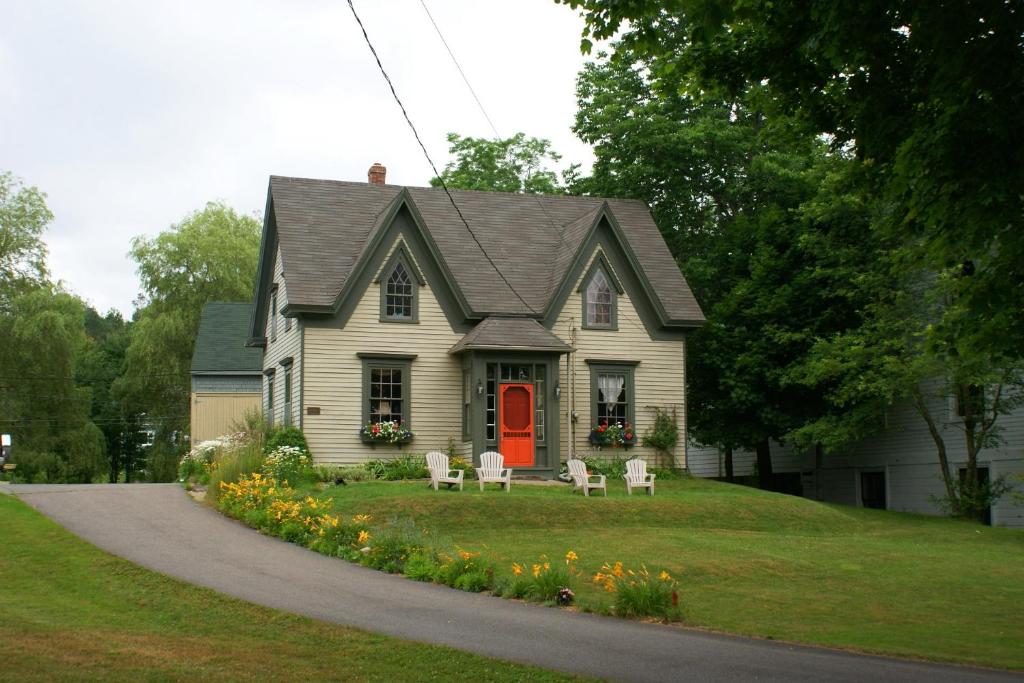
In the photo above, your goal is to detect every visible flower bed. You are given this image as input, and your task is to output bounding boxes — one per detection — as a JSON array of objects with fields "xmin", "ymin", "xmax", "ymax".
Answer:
[{"xmin": 216, "ymin": 471, "xmax": 680, "ymax": 621}]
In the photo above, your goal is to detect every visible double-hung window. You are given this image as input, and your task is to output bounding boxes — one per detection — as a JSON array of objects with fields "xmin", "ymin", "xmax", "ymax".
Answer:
[
  {"xmin": 589, "ymin": 362, "xmax": 635, "ymax": 428},
  {"xmin": 361, "ymin": 357, "xmax": 412, "ymax": 428},
  {"xmin": 265, "ymin": 372, "xmax": 275, "ymax": 426}
]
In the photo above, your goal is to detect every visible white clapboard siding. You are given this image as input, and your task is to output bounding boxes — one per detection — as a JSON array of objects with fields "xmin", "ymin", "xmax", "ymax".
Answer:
[
  {"xmin": 688, "ymin": 378, "xmax": 1024, "ymax": 527},
  {"xmin": 552, "ymin": 248, "xmax": 687, "ymax": 468},
  {"xmin": 301, "ymin": 246, "xmax": 471, "ymax": 465},
  {"xmin": 263, "ymin": 246, "xmax": 302, "ymax": 429}
]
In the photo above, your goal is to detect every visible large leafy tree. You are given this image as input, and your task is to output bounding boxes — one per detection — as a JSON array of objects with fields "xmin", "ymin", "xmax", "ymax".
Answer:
[
  {"xmin": 574, "ymin": 47, "xmax": 886, "ymax": 488},
  {"xmin": 431, "ymin": 132, "xmax": 577, "ymax": 194},
  {"xmin": 0, "ymin": 171, "xmax": 50, "ymax": 309},
  {"xmin": 561, "ymin": 0, "xmax": 1024, "ymax": 361},
  {"xmin": 0, "ymin": 172, "xmax": 109, "ymax": 482},
  {"xmin": 115, "ymin": 202, "xmax": 260, "ymax": 477},
  {"xmin": 564, "ymin": 1, "xmax": 1023, "ymax": 512}
]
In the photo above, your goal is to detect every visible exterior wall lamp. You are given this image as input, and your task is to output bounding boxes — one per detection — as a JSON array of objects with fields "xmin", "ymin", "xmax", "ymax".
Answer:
[
  {"xmin": 554, "ymin": 383, "xmax": 561, "ymax": 399},
  {"xmin": 476, "ymin": 379, "xmax": 484, "ymax": 396}
]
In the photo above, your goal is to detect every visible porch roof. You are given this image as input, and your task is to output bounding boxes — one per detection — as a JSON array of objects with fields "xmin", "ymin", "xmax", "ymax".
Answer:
[{"xmin": 448, "ymin": 317, "xmax": 573, "ymax": 354}]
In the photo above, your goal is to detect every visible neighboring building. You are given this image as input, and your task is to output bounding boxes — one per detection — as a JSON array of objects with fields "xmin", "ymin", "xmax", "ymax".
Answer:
[
  {"xmin": 190, "ymin": 302, "xmax": 264, "ymax": 444},
  {"xmin": 247, "ymin": 165, "xmax": 705, "ymax": 475},
  {"xmin": 688, "ymin": 382, "xmax": 1024, "ymax": 528}
]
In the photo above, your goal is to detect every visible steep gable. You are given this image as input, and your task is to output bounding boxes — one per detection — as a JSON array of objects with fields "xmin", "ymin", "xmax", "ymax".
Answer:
[{"xmin": 252, "ymin": 175, "xmax": 704, "ymax": 338}]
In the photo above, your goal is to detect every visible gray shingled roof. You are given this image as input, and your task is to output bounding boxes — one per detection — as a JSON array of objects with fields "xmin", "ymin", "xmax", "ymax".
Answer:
[
  {"xmin": 449, "ymin": 317, "xmax": 574, "ymax": 354},
  {"xmin": 269, "ymin": 176, "xmax": 705, "ymax": 324},
  {"xmin": 191, "ymin": 302, "xmax": 264, "ymax": 373}
]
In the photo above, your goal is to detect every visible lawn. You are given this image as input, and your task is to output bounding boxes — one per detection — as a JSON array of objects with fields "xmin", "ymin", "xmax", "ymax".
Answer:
[
  {"xmin": 305, "ymin": 476, "xmax": 1024, "ymax": 670},
  {"xmin": 0, "ymin": 493, "xmax": 582, "ymax": 682}
]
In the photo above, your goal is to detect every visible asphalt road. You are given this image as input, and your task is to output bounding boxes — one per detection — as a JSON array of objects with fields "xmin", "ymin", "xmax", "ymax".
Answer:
[{"xmin": 5, "ymin": 483, "xmax": 1020, "ymax": 682}]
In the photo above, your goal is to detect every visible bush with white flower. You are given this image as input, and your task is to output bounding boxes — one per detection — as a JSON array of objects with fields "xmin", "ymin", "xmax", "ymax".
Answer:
[
  {"xmin": 178, "ymin": 432, "xmax": 244, "ymax": 483},
  {"xmin": 263, "ymin": 445, "xmax": 312, "ymax": 484}
]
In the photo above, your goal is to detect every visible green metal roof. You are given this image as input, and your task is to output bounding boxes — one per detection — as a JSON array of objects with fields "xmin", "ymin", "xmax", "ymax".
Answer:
[{"xmin": 191, "ymin": 302, "xmax": 263, "ymax": 374}]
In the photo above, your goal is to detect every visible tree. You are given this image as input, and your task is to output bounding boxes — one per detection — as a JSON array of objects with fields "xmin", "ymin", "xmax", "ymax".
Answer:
[
  {"xmin": 0, "ymin": 171, "xmax": 50, "ymax": 309},
  {"xmin": 564, "ymin": 1, "xmax": 1023, "ymax": 512},
  {"xmin": 561, "ymin": 0, "xmax": 1024, "ymax": 362},
  {"xmin": 78, "ymin": 308, "xmax": 138, "ymax": 482},
  {"xmin": 431, "ymin": 133, "xmax": 578, "ymax": 194},
  {"xmin": 115, "ymin": 202, "xmax": 260, "ymax": 477},
  {"xmin": 574, "ymin": 47, "xmax": 886, "ymax": 489},
  {"xmin": 0, "ymin": 287, "xmax": 107, "ymax": 483}
]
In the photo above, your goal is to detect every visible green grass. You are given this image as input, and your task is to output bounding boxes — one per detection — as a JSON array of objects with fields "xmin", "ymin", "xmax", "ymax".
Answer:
[
  {"xmin": 309, "ymin": 477, "xmax": 1024, "ymax": 670},
  {"xmin": 0, "ymin": 493, "xmax": 582, "ymax": 682}
]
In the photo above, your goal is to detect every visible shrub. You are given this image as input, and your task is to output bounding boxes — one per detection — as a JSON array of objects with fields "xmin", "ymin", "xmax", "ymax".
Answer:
[
  {"xmin": 403, "ymin": 549, "xmax": 439, "ymax": 582},
  {"xmin": 363, "ymin": 454, "xmax": 429, "ymax": 481},
  {"xmin": 207, "ymin": 440, "xmax": 265, "ymax": 502},
  {"xmin": 448, "ymin": 456, "xmax": 475, "ymax": 480},
  {"xmin": 314, "ymin": 465, "xmax": 370, "ymax": 483},
  {"xmin": 264, "ymin": 426, "xmax": 310, "ymax": 455},
  {"xmin": 435, "ymin": 550, "xmax": 494, "ymax": 592},
  {"xmin": 593, "ymin": 562, "xmax": 680, "ymax": 620},
  {"xmin": 511, "ymin": 551, "xmax": 580, "ymax": 603},
  {"xmin": 263, "ymin": 445, "xmax": 313, "ymax": 484},
  {"xmin": 580, "ymin": 455, "xmax": 628, "ymax": 479},
  {"xmin": 361, "ymin": 518, "xmax": 429, "ymax": 574},
  {"xmin": 642, "ymin": 407, "xmax": 678, "ymax": 453}
]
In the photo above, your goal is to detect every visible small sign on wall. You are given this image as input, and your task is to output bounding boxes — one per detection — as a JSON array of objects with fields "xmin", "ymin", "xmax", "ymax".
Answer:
[{"xmin": 306, "ymin": 407, "xmax": 321, "ymax": 415}]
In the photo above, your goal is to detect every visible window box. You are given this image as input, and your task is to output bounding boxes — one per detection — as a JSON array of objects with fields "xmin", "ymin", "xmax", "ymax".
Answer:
[
  {"xmin": 588, "ymin": 425, "xmax": 636, "ymax": 450},
  {"xmin": 360, "ymin": 420, "xmax": 414, "ymax": 448}
]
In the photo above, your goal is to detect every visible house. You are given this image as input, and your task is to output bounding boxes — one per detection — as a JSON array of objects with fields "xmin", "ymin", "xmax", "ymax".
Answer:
[
  {"xmin": 247, "ymin": 164, "xmax": 704, "ymax": 475},
  {"xmin": 190, "ymin": 302, "xmax": 264, "ymax": 444},
  {"xmin": 688, "ymin": 382, "xmax": 1024, "ymax": 528}
]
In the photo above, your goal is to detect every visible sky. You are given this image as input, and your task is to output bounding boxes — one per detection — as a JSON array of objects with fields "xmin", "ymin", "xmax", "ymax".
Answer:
[{"xmin": 1, "ymin": 0, "xmax": 601, "ymax": 316}]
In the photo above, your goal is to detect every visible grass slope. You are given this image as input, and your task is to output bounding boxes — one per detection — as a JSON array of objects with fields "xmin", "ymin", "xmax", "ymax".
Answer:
[
  {"xmin": 311, "ymin": 477, "xmax": 1024, "ymax": 669},
  {"xmin": 0, "ymin": 493, "xmax": 581, "ymax": 682}
]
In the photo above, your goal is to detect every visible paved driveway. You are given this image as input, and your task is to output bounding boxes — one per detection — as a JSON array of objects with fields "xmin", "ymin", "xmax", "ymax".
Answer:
[{"xmin": 6, "ymin": 484, "xmax": 1019, "ymax": 682}]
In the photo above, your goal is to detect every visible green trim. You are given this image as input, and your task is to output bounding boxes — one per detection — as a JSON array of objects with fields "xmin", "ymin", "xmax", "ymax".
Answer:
[
  {"xmin": 584, "ymin": 358, "xmax": 640, "ymax": 366},
  {"xmin": 360, "ymin": 357, "xmax": 412, "ymax": 430},
  {"xmin": 249, "ymin": 189, "xmax": 277, "ymax": 341},
  {"xmin": 465, "ymin": 352, "xmax": 560, "ymax": 475},
  {"xmin": 266, "ymin": 374, "xmax": 275, "ymax": 428},
  {"xmin": 306, "ymin": 204, "xmax": 472, "ymax": 334},
  {"xmin": 356, "ymin": 352, "xmax": 417, "ymax": 360},
  {"xmin": 278, "ymin": 356, "xmax": 294, "ymax": 367},
  {"xmin": 461, "ymin": 368, "xmax": 472, "ymax": 441},
  {"xmin": 270, "ymin": 289, "xmax": 278, "ymax": 342},
  {"xmin": 542, "ymin": 214, "xmax": 691, "ymax": 341},
  {"xmin": 377, "ymin": 246, "xmax": 420, "ymax": 324},
  {"xmin": 299, "ymin": 320, "xmax": 305, "ymax": 429},
  {"xmin": 589, "ymin": 363, "xmax": 636, "ymax": 430},
  {"xmin": 579, "ymin": 254, "xmax": 619, "ymax": 331}
]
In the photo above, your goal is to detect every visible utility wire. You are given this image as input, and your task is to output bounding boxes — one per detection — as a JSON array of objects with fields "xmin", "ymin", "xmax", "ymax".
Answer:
[
  {"xmin": 346, "ymin": 0, "xmax": 539, "ymax": 315},
  {"xmin": 415, "ymin": 0, "xmax": 578, "ymax": 306},
  {"xmin": 419, "ymin": 0, "xmax": 500, "ymax": 139}
]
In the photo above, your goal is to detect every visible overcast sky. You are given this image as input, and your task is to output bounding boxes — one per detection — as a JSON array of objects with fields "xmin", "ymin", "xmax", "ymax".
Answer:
[{"xmin": 2, "ymin": 0, "xmax": 600, "ymax": 316}]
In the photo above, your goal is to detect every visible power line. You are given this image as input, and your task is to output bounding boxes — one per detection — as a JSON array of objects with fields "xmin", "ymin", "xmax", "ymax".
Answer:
[
  {"xmin": 414, "ymin": 0, "xmax": 578, "ymax": 303},
  {"xmin": 419, "ymin": 0, "xmax": 500, "ymax": 139},
  {"xmin": 346, "ymin": 0, "xmax": 539, "ymax": 315}
]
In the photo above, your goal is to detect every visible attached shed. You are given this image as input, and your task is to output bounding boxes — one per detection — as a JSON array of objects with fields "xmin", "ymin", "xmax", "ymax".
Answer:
[{"xmin": 190, "ymin": 302, "xmax": 264, "ymax": 444}]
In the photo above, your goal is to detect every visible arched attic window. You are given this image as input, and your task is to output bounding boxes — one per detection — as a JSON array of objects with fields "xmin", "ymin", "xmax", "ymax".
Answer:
[
  {"xmin": 380, "ymin": 251, "xmax": 419, "ymax": 323},
  {"xmin": 584, "ymin": 264, "xmax": 616, "ymax": 329}
]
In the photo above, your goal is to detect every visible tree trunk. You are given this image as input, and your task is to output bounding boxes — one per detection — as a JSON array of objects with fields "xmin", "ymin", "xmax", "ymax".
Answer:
[
  {"xmin": 814, "ymin": 443, "xmax": 824, "ymax": 501},
  {"xmin": 724, "ymin": 446, "xmax": 734, "ymax": 483},
  {"xmin": 911, "ymin": 386, "xmax": 958, "ymax": 515},
  {"xmin": 756, "ymin": 439, "xmax": 773, "ymax": 490},
  {"xmin": 960, "ymin": 383, "xmax": 983, "ymax": 522}
]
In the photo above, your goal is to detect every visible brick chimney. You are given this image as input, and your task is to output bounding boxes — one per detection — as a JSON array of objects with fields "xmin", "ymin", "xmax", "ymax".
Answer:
[{"xmin": 368, "ymin": 162, "xmax": 387, "ymax": 185}]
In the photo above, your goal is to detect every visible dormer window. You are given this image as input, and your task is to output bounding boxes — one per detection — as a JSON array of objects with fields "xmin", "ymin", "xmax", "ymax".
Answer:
[
  {"xmin": 386, "ymin": 262, "xmax": 413, "ymax": 319},
  {"xmin": 583, "ymin": 262, "xmax": 617, "ymax": 329},
  {"xmin": 378, "ymin": 247, "xmax": 420, "ymax": 323}
]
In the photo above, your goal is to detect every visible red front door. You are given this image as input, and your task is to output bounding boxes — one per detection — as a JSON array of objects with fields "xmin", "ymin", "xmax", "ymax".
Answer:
[{"xmin": 500, "ymin": 383, "xmax": 534, "ymax": 466}]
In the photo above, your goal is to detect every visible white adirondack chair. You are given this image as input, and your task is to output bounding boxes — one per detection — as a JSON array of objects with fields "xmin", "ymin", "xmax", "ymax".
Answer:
[
  {"xmin": 425, "ymin": 451, "xmax": 464, "ymax": 491},
  {"xmin": 567, "ymin": 459, "xmax": 606, "ymax": 497},
  {"xmin": 476, "ymin": 451, "xmax": 512, "ymax": 492},
  {"xmin": 624, "ymin": 458, "xmax": 656, "ymax": 496}
]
